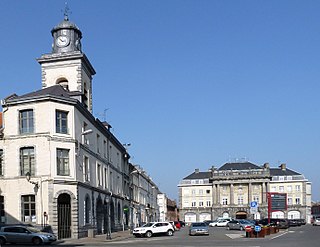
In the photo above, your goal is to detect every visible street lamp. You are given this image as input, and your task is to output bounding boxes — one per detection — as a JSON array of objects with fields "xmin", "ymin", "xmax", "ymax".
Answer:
[
  {"xmin": 105, "ymin": 193, "xmax": 112, "ymax": 240},
  {"xmin": 76, "ymin": 129, "xmax": 93, "ymax": 156},
  {"xmin": 25, "ymin": 172, "xmax": 39, "ymax": 190}
]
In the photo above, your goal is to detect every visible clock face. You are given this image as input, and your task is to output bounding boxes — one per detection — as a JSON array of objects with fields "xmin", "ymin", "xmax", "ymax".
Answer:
[{"xmin": 56, "ymin": 35, "xmax": 70, "ymax": 47}]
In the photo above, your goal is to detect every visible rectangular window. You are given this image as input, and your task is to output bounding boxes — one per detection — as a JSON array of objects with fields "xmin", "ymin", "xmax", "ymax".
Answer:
[
  {"xmin": 103, "ymin": 140, "xmax": 107, "ymax": 158},
  {"xmin": 84, "ymin": 156, "xmax": 90, "ymax": 182},
  {"xmin": 279, "ymin": 186, "xmax": 284, "ymax": 192},
  {"xmin": 0, "ymin": 149, "xmax": 3, "ymax": 176},
  {"xmin": 191, "ymin": 201, "xmax": 196, "ymax": 207},
  {"xmin": 206, "ymin": 190, "xmax": 210, "ymax": 194},
  {"xmin": 287, "ymin": 197, "xmax": 293, "ymax": 205},
  {"xmin": 222, "ymin": 198, "xmax": 228, "ymax": 205},
  {"xmin": 104, "ymin": 168, "xmax": 107, "ymax": 189},
  {"xmin": 96, "ymin": 134, "xmax": 100, "ymax": 153},
  {"xmin": 21, "ymin": 195, "xmax": 36, "ymax": 223},
  {"xmin": 57, "ymin": 148, "xmax": 69, "ymax": 176},
  {"xmin": 295, "ymin": 197, "xmax": 301, "ymax": 204},
  {"xmin": 199, "ymin": 201, "xmax": 204, "ymax": 207},
  {"xmin": 287, "ymin": 185, "xmax": 292, "ymax": 192},
  {"xmin": 238, "ymin": 196, "xmax": 244, "ymax": 205},
  {"xmin": 56, "ymin": 110, "xmax": 68, "ymax": 134},
  {"xmin": 295, "ymin": 185, "xmax": 301, "ymax": 192},
  {"xmin": 19, "ymin": 109, "xmax": 34, "ymax": 134},
  {"xmin": 20, "ymin": 147, "xmax": 35, "ymax": 176},
  {"xmin": 0, "ymin": 196, "xmax": 5, "ymax": 223},
  {"xmin": 191, "ymin": 189, "xmax": 196, "ymax": 195},
  {"xmin": 206, "ymin": 201, "xmax": 211, "ymax": 207},
  {"xmin": 271, "ymin": 186, "xmax": 276, "ymax": 192},
  {"xmin": 199, "ymin": 189, "xmax": 203, "ymax": 195},
  {"xmin": 253, "ymin": 196, "xmax": 259, "ymax": 203},
  {"xmin": 97, "ymin": 163, "xmax": 101, "ymax": 186}
]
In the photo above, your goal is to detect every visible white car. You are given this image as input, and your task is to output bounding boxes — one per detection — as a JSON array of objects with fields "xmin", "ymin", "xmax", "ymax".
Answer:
[
  {"xmin": 313, "ymin": 217, "xmax": 320, "ymax": 226},
  {"xmin": 133, "ymin": 222, "xmax": 174, "ymax": 238},
  {"xmin": 216, "ymin": 219, "xmax": 230, "ymax": 227}
]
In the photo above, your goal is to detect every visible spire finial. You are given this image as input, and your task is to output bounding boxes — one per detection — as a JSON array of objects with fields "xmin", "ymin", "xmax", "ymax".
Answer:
[{"xmin": 63, "ymin": 2, "xmax": 71, "ymax": 21}]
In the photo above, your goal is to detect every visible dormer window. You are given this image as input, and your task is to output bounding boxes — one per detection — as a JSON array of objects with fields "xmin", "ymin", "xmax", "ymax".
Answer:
[{"xmin": 56, "ymin": 78, "xmax": 69, "ymax": 90}]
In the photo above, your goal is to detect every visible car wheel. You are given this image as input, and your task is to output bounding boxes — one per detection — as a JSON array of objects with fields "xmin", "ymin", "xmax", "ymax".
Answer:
[
  {"xmin": 0, "ymin": 237, "xmax": 6, "ymax": 245},
  {"xmin": 227, "ymin": 226, "xmax": 231, "ymax": 230},
  {"xmin": 167, "ymin": 229, "xmax": 174, "ymax": 236},
  {"xmin": 240, "ymin": 226, "xmax": 244, "ymax": 231},
  {"xmin": 32, "ymin": 237, "xmax": 42, "ymax": 245},
  {"xmin": 145, "ymin": 231, "xmax": 152, "ymax": 238}
]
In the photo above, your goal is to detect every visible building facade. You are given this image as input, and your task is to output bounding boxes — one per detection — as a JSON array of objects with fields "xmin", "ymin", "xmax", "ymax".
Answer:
[
  {"xmin": 0, "ymin": 14, "xmax": 149, "ymax": 239},
  {"xmin": 178, "ymin": 162, "xmax": 312, "ymax": 224}
]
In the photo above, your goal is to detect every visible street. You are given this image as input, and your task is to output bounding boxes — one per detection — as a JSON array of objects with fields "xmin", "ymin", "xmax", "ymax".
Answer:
[{"xmin": 53, "ymin": 224, "xmax": 320, "ymax": 247}]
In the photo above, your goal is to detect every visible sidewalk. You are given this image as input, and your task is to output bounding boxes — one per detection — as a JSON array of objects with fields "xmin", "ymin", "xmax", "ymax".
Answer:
[{"xmin": 56, "ymin": 230, "xmax": 134, "ymax": 245}]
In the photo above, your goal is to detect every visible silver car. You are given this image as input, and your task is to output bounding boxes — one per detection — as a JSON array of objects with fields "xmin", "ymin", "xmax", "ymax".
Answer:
[
  {"xmin": 227, "ymin": 219, "xmax": 254, "ymax": 231},
  {"xmin": 189, "ymin": 222, "xmax": 209, "ymax": 236},
  {"xmin": 0, "ymin": 225, "xmax": 57, "ymax": 245}
]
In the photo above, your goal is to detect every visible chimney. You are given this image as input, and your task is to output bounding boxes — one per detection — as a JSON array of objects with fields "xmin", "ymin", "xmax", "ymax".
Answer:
[
  {"xmin": 195, "ymin": 169, "xmax": 199, "ymax": 173},
  {"xmin": 263, "ymin": 163, "xmax": 270, "ymax": 169},
  {"xmin": 279, "ymin": 163, "xmax": 286, "ymax": 171}
]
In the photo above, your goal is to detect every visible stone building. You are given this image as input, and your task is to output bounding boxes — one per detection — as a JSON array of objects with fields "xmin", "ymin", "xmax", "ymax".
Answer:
[
  {"xmin": 0, "ymin": 14, "xmax": 134, "ymax": 239},
  {"xmin": 178, "ymin": 161, "xmax": 311, "ymax": 224}
]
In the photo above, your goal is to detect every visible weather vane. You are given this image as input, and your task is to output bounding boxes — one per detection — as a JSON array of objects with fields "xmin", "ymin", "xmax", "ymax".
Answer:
[{"xmin": 62, "ymin": 2, "xmax": 72, "ymax": 21}]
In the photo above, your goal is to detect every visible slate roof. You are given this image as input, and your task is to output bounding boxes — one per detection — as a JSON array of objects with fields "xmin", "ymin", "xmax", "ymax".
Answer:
[
  {"xmin": 5, "ymin": 85, "xmax": 81, "ymax": 103},
  {"xmin": 183, "ymin": 171, "xmax": 211, "ymax": 180},
  {"xmin": 218, "ymin": 162, "xmax": 262, "ymax": 171},
  {"xmin": 270, "ymin": 168, "xmax": 301, "ymax": 176}
]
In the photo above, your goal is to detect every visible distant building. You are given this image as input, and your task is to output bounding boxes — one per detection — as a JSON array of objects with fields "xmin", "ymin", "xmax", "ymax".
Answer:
[{"xmin": 178, "ymin": 161, "xmax": 312, "ymax": 224}]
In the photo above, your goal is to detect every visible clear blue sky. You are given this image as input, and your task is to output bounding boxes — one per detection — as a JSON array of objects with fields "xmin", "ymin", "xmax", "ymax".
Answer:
[{"xmin": 1, "ymin": 0, "xmax": 320, "ymax": 201}]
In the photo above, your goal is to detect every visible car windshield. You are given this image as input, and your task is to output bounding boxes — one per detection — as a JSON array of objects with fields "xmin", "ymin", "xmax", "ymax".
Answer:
[
  {"xmin": 192, "ymin": 223, "xmax": 206, "ymax": 227},
  {"xmin": 26, "ymin": 226, "xmax": 41, "ymax": 233},
  {"xmin": 142, "ymin": 223, "xmax": 154, "ymax": 227}
]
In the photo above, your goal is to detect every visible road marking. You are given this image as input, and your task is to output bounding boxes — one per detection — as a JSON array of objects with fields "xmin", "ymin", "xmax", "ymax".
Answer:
[
  {"xmin": 225, "ymin": 233, "xmax": 245, "ymax": 239},
  {"xmin": 270, "ymin": 231, "xmax": 288, "ymax": 240}
]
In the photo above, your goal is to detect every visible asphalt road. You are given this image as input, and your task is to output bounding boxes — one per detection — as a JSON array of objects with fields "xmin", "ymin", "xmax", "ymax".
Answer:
[
  {"xmin": 55, "ymin": 224, "xmax": 320, "ymax": 247},
  {"xmin": 6, "ymin": 224, "xmax": 318, "ymax": 247}
]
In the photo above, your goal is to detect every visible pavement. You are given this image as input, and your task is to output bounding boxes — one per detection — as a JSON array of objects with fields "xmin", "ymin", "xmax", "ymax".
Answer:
[{"xmin": 56, "ymin": 230, "xmax": 134, "ymax": 245}]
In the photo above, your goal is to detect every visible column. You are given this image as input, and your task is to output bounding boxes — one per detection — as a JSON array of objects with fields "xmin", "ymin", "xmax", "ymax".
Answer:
[
  {"xmin": 248, "ymin": 183, "xmax": 252, "ymax": 204},
  {"xmin": 230, "ymin": 184, "xmax": 234, "ymax": 205}
]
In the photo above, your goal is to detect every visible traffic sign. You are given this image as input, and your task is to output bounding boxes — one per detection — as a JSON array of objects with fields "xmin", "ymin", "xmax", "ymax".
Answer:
[
  {"xmin": 250, "ymin": 207, "xmax": 258, "ymax": 214},
  {"xmin": 250, "ymin": 201, "xmax": 258, "ymax": 208},
  {"xmin": 254, "ymin": 225, "xmax": 261, "ymax": 232}
]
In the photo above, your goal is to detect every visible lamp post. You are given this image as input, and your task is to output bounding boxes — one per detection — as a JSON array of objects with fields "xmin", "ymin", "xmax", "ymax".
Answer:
[{"xmin": 105, "ymin": 193, "xmax": 112, "ymax": 240}]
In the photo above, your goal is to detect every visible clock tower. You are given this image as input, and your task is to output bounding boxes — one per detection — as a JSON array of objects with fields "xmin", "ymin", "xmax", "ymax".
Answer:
[{"xmin": 37, "ymin": 11, "xmax": 96, "ymax": 113}]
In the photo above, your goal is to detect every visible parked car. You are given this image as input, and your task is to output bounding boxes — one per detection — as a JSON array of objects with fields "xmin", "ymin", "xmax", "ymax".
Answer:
[
  {"xmin": 189, "ymin": 222, "xmax": 209, "ymax": 236},
  {"xmin": 174, "ymin": 221, "xmax": 181, "ymax": 230},
  {"xmin": 288, "ymin": 219, "xmax": 301, "ymax": 227},
  {"xmin": 259, "ymin": 218, "xmax": 289, "ymax": 229},
  {"xmin": 216, "ymin": 219, "xmax": 231, "ymax": 227},
  {"xmin": 208, "ymin": 220, "xmax": 219, "ymax": 227},
  {"xmin": 227, "ymin": 219, "xmax": 254, "ymax": 231},
  {"xmin": 297, "ymin": 219, "xmax": 306, "ymax": 225},
  {"xmin": 0, "ymin": 225, "xmax": 57, "ymax": 245},
  {"xmin": 179, "ymin": 220, "xmax": 186, "ymax": 228},
  {"xmin": 203, "ymin": 220, "xmax": 214, "ymax": 226},
  {"xmin": 312, "ymin": 217, "xmax": 320, "ymax": 226},
  {"xmin": 133, "ymin": 222, "xmax": 174, "ymax": 238}
]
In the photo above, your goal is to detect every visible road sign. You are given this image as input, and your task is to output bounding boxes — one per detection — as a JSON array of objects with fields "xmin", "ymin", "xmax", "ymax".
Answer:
[
  {"xmin": 250, "ymin": 201, "xmax": 258, "ymax": 208},
  {"xmin": 254, "ymin": 225, "xmax": 261, "ymax": 232},
  {"xmin": 250, "ymin": 207, "xmax": 258, "ymax": 214},
  {"xmin": 245, "ymin": 226, "xmax": 253, "ymax": 232}
]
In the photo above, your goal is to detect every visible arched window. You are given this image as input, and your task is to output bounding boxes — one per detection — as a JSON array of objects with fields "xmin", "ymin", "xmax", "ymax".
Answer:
[
  {"xmin": 56, "ymin": 78, "xmax": 69, "ymax": 90},
  {"xmin": 84, "ymin": 195, "xmax": 91, "ymax": 224}
]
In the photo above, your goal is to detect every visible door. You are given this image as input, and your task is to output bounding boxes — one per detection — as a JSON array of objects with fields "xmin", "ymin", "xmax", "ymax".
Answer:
[{"xmin": 58, "ymin": 193, "xmax": 71, "ymax": 239}]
